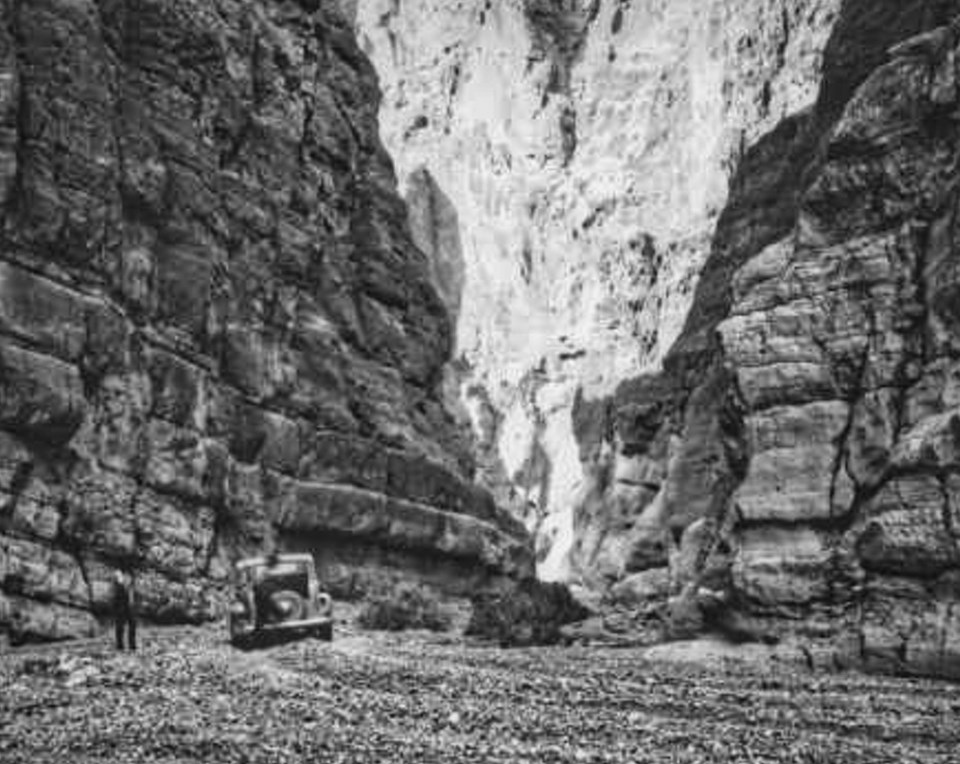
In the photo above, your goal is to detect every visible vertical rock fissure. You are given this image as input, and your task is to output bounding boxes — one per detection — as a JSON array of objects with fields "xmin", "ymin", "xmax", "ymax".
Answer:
[
  {"xmin": 775, "ymin": 4, "xmax": 791, "ymax": 70},
  {"xmin": 830, "ymin": 341, "xmax": 870, "ymax": 521}
]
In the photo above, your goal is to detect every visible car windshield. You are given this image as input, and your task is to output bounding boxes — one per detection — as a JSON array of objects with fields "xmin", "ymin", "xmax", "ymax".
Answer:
[{"xmin": 251, "ymin": 561, "xmax": 309, "ymax": 597}]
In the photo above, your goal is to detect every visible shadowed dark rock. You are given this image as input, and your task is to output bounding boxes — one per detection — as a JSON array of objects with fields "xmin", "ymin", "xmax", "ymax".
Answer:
[{"xmin": 0, "ymin": 0, "xmax": 533, "ymax": 643}]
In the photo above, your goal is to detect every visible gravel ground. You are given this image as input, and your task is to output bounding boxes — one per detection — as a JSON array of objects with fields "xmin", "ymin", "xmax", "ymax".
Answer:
[{"xmin": 1, "ymin": 624, "xmax": 959, "ymax": 763}]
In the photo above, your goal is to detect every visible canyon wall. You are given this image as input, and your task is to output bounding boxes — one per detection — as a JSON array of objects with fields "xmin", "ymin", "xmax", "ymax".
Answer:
[
  {"xmin": 355, "ymin": 0, "xmax": 960, "ymax": 676},
  {"xmin": 572, "ymin": 0, "xmax": 960, "ymax": 677},
  {"xmin": 0, "ymin": 0, "xmax": 532, "ymax": 645},
  {"xmin": 348, "ymin": 0, "xmax": 843, "ymax": 577},
  {"xmin": 5, "ymin": 0, "xmax": 960, "ymax": 676}
]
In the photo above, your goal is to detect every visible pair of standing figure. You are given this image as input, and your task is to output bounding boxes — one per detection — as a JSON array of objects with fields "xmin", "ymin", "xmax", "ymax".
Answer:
[{"xmin": 112, "ymin": 569, "xmax": 137, "ymax": 651}]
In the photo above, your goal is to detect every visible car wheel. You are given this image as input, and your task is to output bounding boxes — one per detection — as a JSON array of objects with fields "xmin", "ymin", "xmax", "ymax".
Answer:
[{"xmin": 230, "ymin": 632, "xmax": 250, "ymax": 650}]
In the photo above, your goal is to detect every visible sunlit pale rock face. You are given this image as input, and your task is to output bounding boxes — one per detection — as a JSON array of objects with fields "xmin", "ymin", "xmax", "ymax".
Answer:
[
  {"xmin": 355, "ymin": 0, "xmax": 960, "ymax": 676},
  {"xmin": 348, "ymin": 0, "xmax": 842, "ymax": 577},
  {"xmin": 0, "ymin": 0, "xmax": 532, "ymax": 644}
]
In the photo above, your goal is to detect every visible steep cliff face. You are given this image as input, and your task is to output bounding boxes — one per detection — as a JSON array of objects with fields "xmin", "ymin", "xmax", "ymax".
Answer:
[
  {"xmin": 348, "ymin": 0, "xmax": 842, "ymax": 577},
  {"xmin": 722, "ymin": 6, "xmax": 960, "ymax": 676},
  {"xmin": 353, "ymin": 0, "xmax": 960, "ymax": 676},
  {"xmin": 575, "ymin": 0, "xmax": 960, "ymax": 678},
  {"xmin": 0, "ymin": 0, "xmax": 531, "ymax": 644}
]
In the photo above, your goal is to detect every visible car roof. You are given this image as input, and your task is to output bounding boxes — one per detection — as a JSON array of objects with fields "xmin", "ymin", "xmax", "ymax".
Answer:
[{"xmin": 235, "ymin": 553, "xmax": 314, "ymax": 570}]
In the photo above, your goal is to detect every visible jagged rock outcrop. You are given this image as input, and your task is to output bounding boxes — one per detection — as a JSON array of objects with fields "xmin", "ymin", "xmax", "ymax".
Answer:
[
  {"xmin": 573, "ymin": 0, "xmax": 960, "ymax": 678},
  {"xmin": 347, "ymin": 0, "xmax": 844, "ymax": 577},
  {"xmin": 0, "ymin": 0, "xmax": 532, "ymax": 645}
]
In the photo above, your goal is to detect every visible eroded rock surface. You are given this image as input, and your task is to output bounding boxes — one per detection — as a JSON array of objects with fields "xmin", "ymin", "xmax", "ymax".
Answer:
[
  {"xmin": 347, "ymin": 0, "xmax": 960, "ymax": 676},
  {"xmin": 0, "ymin": 0, "xmax": 532, "ymax": 644},
  {"xmin": 348, "ymin": 0, "xmax": 843, "ymax": 577},
  {"xmin": 573, "ymin": 1, "xmax": 960, "ymax": 678}
]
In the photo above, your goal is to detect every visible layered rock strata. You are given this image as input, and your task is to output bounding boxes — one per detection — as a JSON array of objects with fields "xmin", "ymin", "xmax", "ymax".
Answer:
[
  {"xmin": 347, "ymin": 0, "xmax": 844, "ymax": 576},
  {"xmin": 353, "ymin": 0, "xmax": 960, "ymax": 676},
  {"xmin": 576, "ymin": 0, "xmax": 960, "ymax": 678},
  {"xmin": 0, "ymin": 0, "xmax": 531, "ymax": 644}
]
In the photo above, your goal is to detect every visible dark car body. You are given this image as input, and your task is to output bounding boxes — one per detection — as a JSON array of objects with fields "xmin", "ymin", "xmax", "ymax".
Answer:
[{"xmin": 228, "ymin": 553, "xmax": 333, "ymax": 647}]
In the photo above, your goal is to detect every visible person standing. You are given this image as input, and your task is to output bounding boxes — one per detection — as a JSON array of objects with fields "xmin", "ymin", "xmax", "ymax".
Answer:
[{"xmin": 112, "ymin": 568, "xmax": 137, "ymax": 651}]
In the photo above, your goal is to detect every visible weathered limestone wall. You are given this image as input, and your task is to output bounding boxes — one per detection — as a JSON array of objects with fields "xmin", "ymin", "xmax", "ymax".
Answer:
[
  {"xmin": 0, "ymin": 0, "xmax": 531, "ymax": 644},
  {"xmin": 577, "ymin": 0, "xmax": 960, "ymax": 678},
  {"xmin": 353, "ymin": 0, "xmax": 960, "ymax": 676},
  {"xmin": 348, "ymin": 0, "xmax": 843, "ymax": 577}
]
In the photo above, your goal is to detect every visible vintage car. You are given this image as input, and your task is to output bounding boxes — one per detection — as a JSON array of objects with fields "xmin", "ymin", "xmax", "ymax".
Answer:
[{"xmin": 228, "ymin": 553, "xmax": 334, "ymax": 647}]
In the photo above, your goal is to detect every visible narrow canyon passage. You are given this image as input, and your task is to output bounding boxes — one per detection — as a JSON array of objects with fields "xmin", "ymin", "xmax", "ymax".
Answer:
[
  {"xmin": 1, "ymin": 0, "xmax": 960, "ymax": 684},
  {"xmin": 350, "ymin": 0, "xmax": 960, "ymax": 677}
]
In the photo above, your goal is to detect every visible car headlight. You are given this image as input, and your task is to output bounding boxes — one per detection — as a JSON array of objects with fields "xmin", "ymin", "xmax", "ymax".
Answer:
[{"xmin": 316, "ymin": 593, "xmax": 332, "ymax": 614}]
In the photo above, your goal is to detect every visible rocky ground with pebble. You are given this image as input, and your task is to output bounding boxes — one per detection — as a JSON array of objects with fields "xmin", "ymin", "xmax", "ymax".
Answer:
[{"xmin": 2, "ymin": 621, "xmax": 959, "ymax": 764}]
